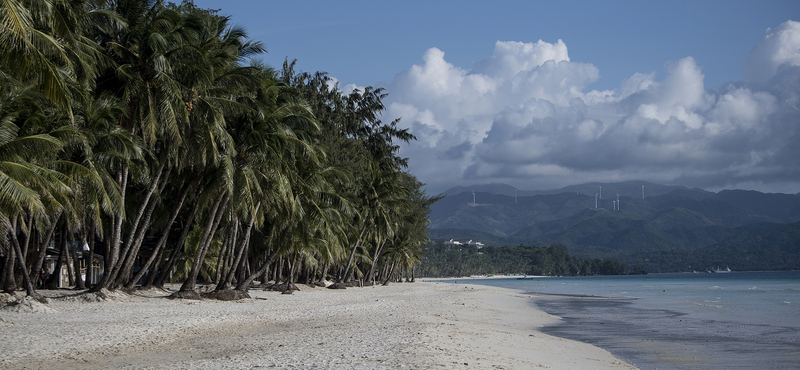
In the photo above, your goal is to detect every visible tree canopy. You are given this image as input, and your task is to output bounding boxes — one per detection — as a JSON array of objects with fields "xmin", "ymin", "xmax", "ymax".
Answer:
[
  {"xmin": 0, "ymin": 0, "xmax": 439, "ymax": 301},
  {"xmin": 418, "ymin": 242, "xmax": 629, "ymax": 278}
]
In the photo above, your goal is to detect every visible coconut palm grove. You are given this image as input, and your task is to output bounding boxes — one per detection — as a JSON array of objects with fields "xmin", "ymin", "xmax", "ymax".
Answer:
[{"xmin": 1, "ymin": 0, "xmax": 445, "ymax": 301}]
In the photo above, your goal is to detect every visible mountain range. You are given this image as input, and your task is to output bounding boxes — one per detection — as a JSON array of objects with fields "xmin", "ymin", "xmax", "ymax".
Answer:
[{"xmin": 428, "ymin": 181, "xmax": 800, "ymax": 272}]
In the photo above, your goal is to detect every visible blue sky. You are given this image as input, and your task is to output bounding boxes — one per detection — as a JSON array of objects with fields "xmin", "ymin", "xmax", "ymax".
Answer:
[
  {"xmin": 194, "ymin": 0, "xmax": 795, "ymax": 91},
  {"xmin": 193, "ymin": 0, "xmax": 800, "ymax": 194}
]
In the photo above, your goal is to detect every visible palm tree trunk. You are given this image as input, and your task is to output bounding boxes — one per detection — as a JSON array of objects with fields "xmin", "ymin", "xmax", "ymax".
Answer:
[
  {"xmin": 273, "ymin": 258, "xmax": 281, "ymax": 284},
  {"xmin": 307, "ymin": 265, "xmax": 316, "ymax": 285},
  {"xmin": 215, "ymin": 220, "xmax": 237, "ymax": 286},
  {"xmin": 179, "ymin": 191, "xmax": 228, "ymax": 293},
  {"xmin": 214, "ymin": 229, "xmax": 233, "ymax": 286},
  {"xmin": 259, "ymin": 259, "xmax": 270, "ymax": 285},
  {"xmin": 110, "ymin": 166, "xmax": 129, "ymax": 268},
  {"xmin": 379, "ymin": 264, "xmax": 389, "ymax": 283},
  {"xmin": 219, "ymin": 203, "xmax": 260, "ymax": 290},
  {"xmin": 65, "ymin": 234, "xmax": 75, "ymax": 287},
  {"xmin": 124, "ymin": 181, "xmax": 191, "ymax": 290},
  {"xmin": 381, "ymin": 261, "xmax": 397, "ymax": 286},
  {"xmin": 339, "ymin": 226, "xmax": 366, "ymax": 283},
  {"xmin": 286, "ymin": 253, "xmax": 298, "ymax": 291},
  {"xmin": 240, "ymin": 240, "xmax": 250, "ymax": 280},
  {"xmin": 367, "ymin": 239, "xmax": 387, "ymax": 286},
  {"xmin": 45, "ymin": 232, "xmax": 66, "ymax": 290},
  {"xmin": 319, "ymin": 263, "xmax": 330, "ymax": 285},
  {"xmin": 3, "ymin": 244, "xmax": 16, "ymax": 293},
  {"xmin": 151, "ymin": 196, "xmax": 200, "ymax": 288},
  {"xmin": 70, "ymin": 235, "xmax": 86, "ymax": 290},
  {"xmin": 111, "ymin": 191, "xmax": 158, "ymax": 287},
  {"xmin": 86, "ymin": 225, "xmax": 96, "ymax": 286},
  {"xmin": 9, "ymin": 216, "xmax": 44, "ymax": 300},
  {"xmin": 110, "ymin": 160, "xmax": 168, "ymax": 288},
  {"xmin": 300, "ymin": 264, "xmax": 309, "ymax": 285},
  {"xmin": 4, "ymin": 215, "xmax": 32, "ymax": 293},
  {"xmin": 19, "ymin": 213, "xmax": 33, "ymax": 274},
  {"xmin": 92, "ymin": 166, "xmax": 128, "ymax": 292},
  {"xmin": 234, "ymin": 250, "xmax": 276, "ymax": 291},
  {"xmin": 237, "ymin": 248, "xmax": 250, "ymax": 284},
  {"xmin": 136, "ymin": 242, "xmax": 161, "ymax": 287},
  {"xmin": 30, "ymin": 211, "xmax": 61, "ymax": 283},
  {"xmin": 118, "ymin": 159, "xmax": 166, "ymax": 264},
  {"xmin": 275, "ymin": 257, "xmax": 284, "ymax": 284}
]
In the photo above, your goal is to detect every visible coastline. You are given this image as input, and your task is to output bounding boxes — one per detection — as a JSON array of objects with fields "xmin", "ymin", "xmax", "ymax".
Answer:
[
  {"xmin": 0, "ymin": 282, "xmax": 636, "ymax": 369},
  {"xmin": 423, "ymin": 274, "xmax": 551, "ymax": 280},
  {"xmin": 440, "ymin": 271, "xmax": 800, "ymax": 369}
]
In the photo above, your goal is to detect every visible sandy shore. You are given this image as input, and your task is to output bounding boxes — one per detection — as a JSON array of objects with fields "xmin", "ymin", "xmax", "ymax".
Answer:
[{"xmin": 0, "ymin": 282, "xmax": 636, "ymax": 369}]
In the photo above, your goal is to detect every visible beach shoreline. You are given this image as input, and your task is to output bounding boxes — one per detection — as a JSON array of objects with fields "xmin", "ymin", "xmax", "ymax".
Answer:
[
  {"xmin": 0, "ymin": 282, "xmax": 636, "ymax": 369},
  {"xmin": 422, "ymin": 274, "xmax": 551, "ymax": 280}
]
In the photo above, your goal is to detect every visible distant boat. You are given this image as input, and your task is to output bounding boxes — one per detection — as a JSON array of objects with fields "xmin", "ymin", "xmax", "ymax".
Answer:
[{"xmin": 707, "ymin": 266, "xmax": 732, "ymax": 273}]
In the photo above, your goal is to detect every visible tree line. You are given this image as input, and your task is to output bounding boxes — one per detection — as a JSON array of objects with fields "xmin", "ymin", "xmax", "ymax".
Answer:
[
  {"xmin": 417, "ymin": 243, "xmax": 630, "ymax": 278},
  {"xmin": 0, "ymin": 0, "xmax": 440, "ymax": 302},
  {"xmin": 619, "ymin": 246, "xmax": 800, "ymax": 273}
]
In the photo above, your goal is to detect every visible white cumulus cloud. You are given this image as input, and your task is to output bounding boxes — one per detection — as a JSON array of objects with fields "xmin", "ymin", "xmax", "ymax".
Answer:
[
  {"xmin": 744, "ymin": 20, "xmax": 800, "ymax": 82},
  {"xmin": 385, "ymin": 21, "xmax": 800, "ymax": 194}
]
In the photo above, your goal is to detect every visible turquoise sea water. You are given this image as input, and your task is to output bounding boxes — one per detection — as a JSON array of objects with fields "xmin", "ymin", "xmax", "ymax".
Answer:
[{"xmin": 435, "ymin": 271, "xmax": 800, "ymax": 369}]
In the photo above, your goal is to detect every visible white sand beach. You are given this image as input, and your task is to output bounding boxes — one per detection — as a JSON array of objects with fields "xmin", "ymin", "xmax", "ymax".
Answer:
[{"xmin": 0, "ymin": 282, "xmax": 637, "ymax": 369}]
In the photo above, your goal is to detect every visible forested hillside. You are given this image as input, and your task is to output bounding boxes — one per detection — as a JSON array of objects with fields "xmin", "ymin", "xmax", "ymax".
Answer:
[{"xmin": 428, "ymin": 183, "xmax": 800, "ymax": 272}]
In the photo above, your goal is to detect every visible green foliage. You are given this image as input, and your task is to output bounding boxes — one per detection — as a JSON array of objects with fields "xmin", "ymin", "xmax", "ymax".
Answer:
[
  {"xmin": 0, "ymin": 0, "xmax": 439, "ymax": 293},
  {"xmin": 417, "ymin": 242, "xmax": 628, "ymax": 277}
]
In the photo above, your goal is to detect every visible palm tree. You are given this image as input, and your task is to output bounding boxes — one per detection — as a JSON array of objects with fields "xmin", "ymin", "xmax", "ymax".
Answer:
[
  {"xmin": 379, "ymin": 173, "xmax": 442, "ymax": 284},
  {"xmin": 0, "ymin": 0, "xmax": 441, "ymax": 300},
  {"xmin": 217, "ymin": 67, "xmax": 339, "ymax": 296},
  {"xmin": 167, "ymin": 22, "xmax": 267, "ymax": 297},
  {"xmin": 339, "ymin": 164, "xmax": 406, "ymax": 284},
  {"xmin": 0, "ymin": 0, "xmax": 124, "ymax": 295},
  {"xmin": 0, "ymin": 0, "xmax": 75, "ymax": 112},
  {"xmin": 90, "ymin": 0, "xmax": 191, "ymax": 291},
  {"xmin": 59, "ymin": 93, "xmax": 129, "ymax": 289},
  {"xmin": 0, "ymin": 75, "xmax": 74, "ymax": 299}
]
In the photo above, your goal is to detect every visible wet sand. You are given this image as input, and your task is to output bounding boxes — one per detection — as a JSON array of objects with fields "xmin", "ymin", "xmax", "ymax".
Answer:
[{"xmin": 534, "ymin": 294, "xmax": 800, "ymax": 369}]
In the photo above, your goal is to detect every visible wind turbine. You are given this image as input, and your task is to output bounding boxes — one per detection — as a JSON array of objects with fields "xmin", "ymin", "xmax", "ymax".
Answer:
[
  {"xmin": 617, "ymin": 193, "xmax": 620, "ymax": 210},
  {"xmin": 595, "ymin": 193, "xmax": 598, "ymax": 208}
]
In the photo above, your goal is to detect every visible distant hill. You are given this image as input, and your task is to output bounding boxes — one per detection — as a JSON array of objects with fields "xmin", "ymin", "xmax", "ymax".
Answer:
[
  {"xmin": 442, "ymin": 180, "xmax": 706, "ymax": 198},
  {"xmin": 430, "ymin": 191, "xmax": 591, "ymax": 237},
  {"xmin": 443, "ymin": 183, "xmax": 521, "ymax": 197},
  {"xmin": 428, "ymin": 181, "xmax": 800, "ymax": 272},
  {"xmin": 713, "ymin": 190, "xmax": 800, "ymax": 223}
]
